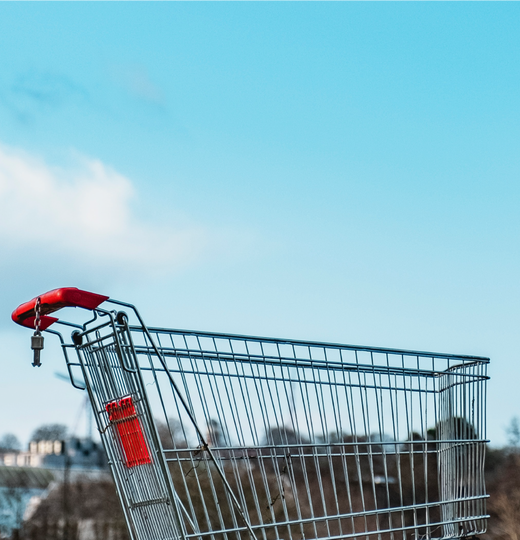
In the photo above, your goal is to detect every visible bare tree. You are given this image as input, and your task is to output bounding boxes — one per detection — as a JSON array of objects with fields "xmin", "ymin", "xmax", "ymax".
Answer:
[
  {"xmin": 30, "ymin": 424, "xmax": 68, "ymax": 442},
  {"xmin": 206, "ymin": 418, "xmax": 229, "ymax": 448},
  {"xmin": 507, "ymin": 417, "xmax": 520, "ymax": 452},
  {"xmin": 0, "ymin": 433, "xmax": 21, "ymax": 452},
  {"xmin": 485, "ymin": 452, "xmax": 520, "ymax": 540},
  {"xmin": 23, "ymin": 478, "xmax": 129, "ymax": 540},
  {"xmin": 0, "ymin": 470, "xmax": 32, "ymax": 539},
  {"xmin": 156, "ymin": 418, "xmax": 187, "ymax": 449}
]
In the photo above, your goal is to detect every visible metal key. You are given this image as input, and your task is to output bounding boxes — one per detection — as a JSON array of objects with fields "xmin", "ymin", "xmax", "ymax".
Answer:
[{"xmin": 31, "ymin": 332, "xmax": 44, "ymax": 367}]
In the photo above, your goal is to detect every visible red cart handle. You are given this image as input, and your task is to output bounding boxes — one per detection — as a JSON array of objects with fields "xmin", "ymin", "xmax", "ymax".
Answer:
[{"xmin": 12, "ymin": 288, "xmax": 109, "ymax": 330}]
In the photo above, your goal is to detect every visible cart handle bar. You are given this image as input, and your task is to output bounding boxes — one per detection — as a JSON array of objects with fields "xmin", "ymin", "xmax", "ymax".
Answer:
[{"xmin": 12, "ymin": 288, "xmax": 109, "ymax": 330}]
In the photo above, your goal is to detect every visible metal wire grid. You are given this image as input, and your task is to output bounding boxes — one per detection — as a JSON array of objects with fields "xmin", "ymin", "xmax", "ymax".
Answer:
[
  {"xmin": 75, "ymin": 322, "xmax": 184, "ymax": 540},
  {"xmin": 70, "ymin": 313, "xmax": 488, "ymax": 540}
]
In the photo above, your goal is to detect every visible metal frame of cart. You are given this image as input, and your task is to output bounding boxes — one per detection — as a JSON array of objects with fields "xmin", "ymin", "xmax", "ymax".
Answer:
[{"xmin": 13, "ymin": 288, "xmax": 489, "ymax": 540}]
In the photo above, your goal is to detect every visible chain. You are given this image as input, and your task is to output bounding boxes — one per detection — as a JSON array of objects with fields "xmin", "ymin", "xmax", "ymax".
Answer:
[
  {"xmin": 34, "ymin": 297, "xmax": 41, "ymax": 334},
  {"xmin": 31, "ymin": 297, "xmax": 44, "ymax": 367}
]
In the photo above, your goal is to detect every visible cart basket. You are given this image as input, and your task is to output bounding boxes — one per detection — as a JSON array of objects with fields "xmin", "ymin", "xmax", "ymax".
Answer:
[{"xmin": 13, "ymin": 288, "xmax": 489, "ymax": 540}]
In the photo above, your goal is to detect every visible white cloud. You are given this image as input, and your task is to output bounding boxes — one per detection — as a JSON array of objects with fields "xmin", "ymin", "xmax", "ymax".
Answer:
[{"xmin": 0, "ymin": 144, "xmax": 206, "ymax": 275}]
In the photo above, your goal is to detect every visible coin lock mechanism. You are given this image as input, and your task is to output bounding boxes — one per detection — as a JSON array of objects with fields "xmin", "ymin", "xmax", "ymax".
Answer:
[{"xmin": 31, "ymin": 297, "xmax": 44, "ymax": 367}]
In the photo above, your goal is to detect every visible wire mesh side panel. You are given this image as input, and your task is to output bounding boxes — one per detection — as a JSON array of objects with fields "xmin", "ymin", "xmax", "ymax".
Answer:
[
  {"xmin": 75, "ymin": 320, "xmax": 185, "ymax": 540},
  {"xmin": 438, "ymin": 364, "xmax": 487, "ymax": 538},
  {"xmin": 127, "ymin": 328, "xmax": 488, "ymax": 540}
]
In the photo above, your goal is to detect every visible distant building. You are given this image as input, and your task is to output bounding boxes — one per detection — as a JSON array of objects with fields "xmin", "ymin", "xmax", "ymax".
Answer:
[
  {"xmin": 0, "ymin": 437, "xmax": 107, "ymax": 471},
  {"xmin": 0, "ymin": 438, "xmax": 108, "ymax": 538}
]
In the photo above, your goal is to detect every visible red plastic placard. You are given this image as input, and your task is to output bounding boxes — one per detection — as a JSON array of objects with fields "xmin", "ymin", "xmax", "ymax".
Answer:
[
  {"xmin": 106, "ymin": 396, "xmax": 152, "ymax": 468},
  {"xmin": 12, "ymin": 288, "xmax": 109, "ymax": 329}
]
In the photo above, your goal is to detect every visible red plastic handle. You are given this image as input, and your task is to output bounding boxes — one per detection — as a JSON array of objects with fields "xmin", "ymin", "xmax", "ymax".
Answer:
[{"xmin": 12, "ymin": 287, "xmax": 109, "ymax": 330}]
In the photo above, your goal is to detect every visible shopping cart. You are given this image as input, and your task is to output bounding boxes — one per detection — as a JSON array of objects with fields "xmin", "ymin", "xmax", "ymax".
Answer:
[{"xmin": 12, "ymin": 288, "xmax": 489, "ymax": 540}]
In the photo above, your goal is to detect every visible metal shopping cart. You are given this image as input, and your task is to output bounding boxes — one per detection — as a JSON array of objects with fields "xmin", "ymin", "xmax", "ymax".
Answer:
[{"xmin": 12, "ymin": 288, "xmax": 489, "ymax": 540}]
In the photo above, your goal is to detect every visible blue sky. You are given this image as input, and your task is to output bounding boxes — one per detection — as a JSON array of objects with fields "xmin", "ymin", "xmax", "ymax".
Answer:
[{"xmin": 0, "ymin": 3, "xmax": 519, "ymax": 446}]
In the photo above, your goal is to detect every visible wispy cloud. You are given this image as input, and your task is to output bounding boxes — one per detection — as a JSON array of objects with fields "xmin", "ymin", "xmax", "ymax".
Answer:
[
  {"xmin": 12, "ymin": 71, "xmax": 88, "ymax": 107},
  {"xmin": 0, "ymin": 144, "xmax": 206, "ymax": 277},
  {"xmin": 110, "ymin": 63, "xmax": 165, "ymax": 106},
  {"xmin": 0, "ymin": 71, "xmax": 88, "ymax": 123}
]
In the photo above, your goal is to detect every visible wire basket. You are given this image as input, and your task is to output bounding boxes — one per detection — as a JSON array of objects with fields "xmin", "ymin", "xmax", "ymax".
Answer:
[{"xmin": 13, "ymin": 288, "xmax": 489, "ymax": 540}]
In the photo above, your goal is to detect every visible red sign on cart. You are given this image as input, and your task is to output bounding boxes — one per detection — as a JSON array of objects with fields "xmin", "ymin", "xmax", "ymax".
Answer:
[{"xmin": 106, "ymin": 396, "xmax": 152, "ymax": 468}]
